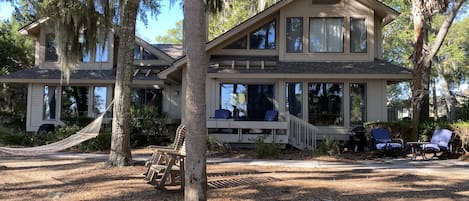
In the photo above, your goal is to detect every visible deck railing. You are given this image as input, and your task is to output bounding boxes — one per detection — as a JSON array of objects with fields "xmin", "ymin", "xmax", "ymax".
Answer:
[{"xmin": 288, "ymin": 114, "xmax": 318, "ymax": 150}]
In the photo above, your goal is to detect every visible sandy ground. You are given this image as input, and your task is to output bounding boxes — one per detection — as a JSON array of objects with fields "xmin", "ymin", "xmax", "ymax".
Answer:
[{"xmin": 0, "ymin": 150, "xmax": 468, "ymax": 201}]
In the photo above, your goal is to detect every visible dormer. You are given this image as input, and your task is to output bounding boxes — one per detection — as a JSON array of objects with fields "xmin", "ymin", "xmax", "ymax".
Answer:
[
  {"xmin": 19, "ymin": 17, "xmax": 114, "ymax": 70},
  {"xmin": 207, "ymin": 0, "xmax": 398, "ymax": 62}
]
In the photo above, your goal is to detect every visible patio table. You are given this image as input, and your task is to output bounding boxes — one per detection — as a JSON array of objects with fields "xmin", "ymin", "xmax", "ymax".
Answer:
[{"xmin": 407, "ymin": 142, "xmax": 429, "ymax": 160}]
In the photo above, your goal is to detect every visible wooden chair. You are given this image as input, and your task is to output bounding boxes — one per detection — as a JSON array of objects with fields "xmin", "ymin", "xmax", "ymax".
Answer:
[
  {"xmin": 148, "ymin": 142, "xmax": 186, "ymax": 189},
  {"xmin": 144, "ymin": 124, "xmax": 186, "ymax": 181}
]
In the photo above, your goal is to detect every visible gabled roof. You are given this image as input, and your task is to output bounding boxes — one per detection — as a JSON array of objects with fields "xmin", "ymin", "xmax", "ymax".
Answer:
[
  {"xmin": 159, "ymin": 0, "xmax": 400, "ymax": 79},
  {"xmin": 152, "ymin": 44, "xmax": 184, "ymax": 59}
]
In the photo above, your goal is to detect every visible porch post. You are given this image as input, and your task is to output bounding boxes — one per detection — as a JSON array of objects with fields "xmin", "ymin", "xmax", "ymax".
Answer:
[{"xmin": 278, "ymin": 80, "xmax": 285, "ymax": 112}]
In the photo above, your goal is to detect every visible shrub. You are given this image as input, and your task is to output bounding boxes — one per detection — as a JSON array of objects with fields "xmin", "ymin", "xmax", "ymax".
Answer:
[
  {"xmin": 365, "ymin": 119, "xmax": 450, "ymax": 141},
  {"xmin": 130, "ymin": 105, "xmax": 171, "ymax": 147},
  {"xmin": 450, "ymin": 121, "xmax": 469, "ymax": 154},
  {"xmin": 208, "ymin": 136, "xmax": 230, "ymax": 152},
  {"xmin": 318, "ymin": 136, "xmax": 340, "ymax": 156},
  {"xmin": 75, "ymin": 131, "xmax": 112, "ymax": 151},
  {"xmin": 457, "ymin": 102, "xmax": 469, "ymax": 121},
  {"xmin": 254, "ymin": 136, "xmax": 280, "ymax": 159},
  {"xmin": 1, "ymin": 132, "xmax": 32, "ymax": 146}
]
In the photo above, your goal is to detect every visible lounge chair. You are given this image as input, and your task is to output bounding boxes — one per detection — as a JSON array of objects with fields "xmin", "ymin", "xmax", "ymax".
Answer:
[
  {"xmin": 371, "ymin": 127, "xmax": 404, "ymax": 153},
  {"xmin": 422, "ymin": 129, "xmax": 453, "ymax": 160},
  {"xmin": 144, "ymin": 124, "xmax": 186, "ymax": 181}
]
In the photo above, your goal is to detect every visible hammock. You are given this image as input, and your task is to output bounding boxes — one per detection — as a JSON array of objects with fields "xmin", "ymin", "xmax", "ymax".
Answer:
[{"xmin": 0, "ymin": 101, "xmax": 113, "ymax": 156}]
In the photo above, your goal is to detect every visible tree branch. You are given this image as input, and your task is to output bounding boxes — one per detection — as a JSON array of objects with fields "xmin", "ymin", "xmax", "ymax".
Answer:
[{"xmin": 427, "ymin": 0, "xmax": 465, "ymax": 61}]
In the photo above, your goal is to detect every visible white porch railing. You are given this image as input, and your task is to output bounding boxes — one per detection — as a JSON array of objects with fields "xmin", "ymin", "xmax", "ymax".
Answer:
[{"xmin": 288, "ymin": 114, "xmax": 318, "ymax": 151}]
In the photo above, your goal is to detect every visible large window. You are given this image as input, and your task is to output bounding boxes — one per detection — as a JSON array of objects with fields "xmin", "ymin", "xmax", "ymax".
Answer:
[
  {"xmin": 309, "ymin": 18, "xmax": 344, "ymax": 53},
  {"xmin": 131, "ymin": 88, "xmax": 163, "ymax": 109},
  {"xmin": 220, "ymin": 84, "xmax": 274, "ymax": 121},
  {"xmin": 250, "ymin": 20, "xmax": 276, "ymax": 49},
  {"xmin": 45, "ymin": 33, "xmax": 58, "ymax": 61},
  {"xmin": 308, "ymin": 83, "xmax": 343, "ymax": 126},
  {"xmin": 43, "ymin": 85, "xmax": 57, "ymax": 120},
  {"xmin": 93, "ymin": 86, "xmax": 108, "ymax": 116},
  {"xmin": 224, "ymin": 36, "xmax": 248, "ymax": 49},
  {"xmin": 95, "ymin": 42, "xmax": 109, "ymax": 62},
  {"xmin": 286, "ymin": 18, "xmax": 303, "ymax": 53},
  {"xmin": 285, "ymin": 83, "xmax": 303, "ymax": 117},
  {"xmin": 350, "ymin": 18, "xmax": 367, "ymax": 53},
  {"xmin": 61, "ymin": 86, "xmax": 89, "ymax": 119},
  {"xmin": 350, "ymin": 83, "xmax": 366, "ymax": 125},
  {"xmin": 134, "ymin": 45, "xmax": 158, "ymax": 60}
]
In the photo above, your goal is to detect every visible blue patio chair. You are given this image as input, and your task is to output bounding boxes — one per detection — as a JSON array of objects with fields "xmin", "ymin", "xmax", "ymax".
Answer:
[
  {"xmin": 264, "ymin": 110, "xmax": 279, "ymax": 121},
  {"xmin": 371, "ymin": 127, "xmax": 403, "ymax": 152},
  {"xmin": 214, "ymin": 109, "xmax": 231, "ymax": 119},
  {"xmin": 422, "ymin": 129, "xmax": 453, "ymax": 159}
]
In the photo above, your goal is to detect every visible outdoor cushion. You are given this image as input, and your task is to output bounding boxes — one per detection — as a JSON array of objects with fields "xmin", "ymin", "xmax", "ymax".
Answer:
[
  {"xmin": 214, "ymin": 109, "xmax": 231, "ymax": 119},
  {"xmin": 376, "ymin": 143, "xmax": 402, "ymax": 150},
  {"xmin": 422, "ymin": 129, "xmax": 452, "ymax": 153},
  {"xmin": 371, "ymin": 127, "xmax": 403, "ymax": 151},
  {"xmin": 264, "ymin": 110, "xmax": 279, "ymax": 121}
]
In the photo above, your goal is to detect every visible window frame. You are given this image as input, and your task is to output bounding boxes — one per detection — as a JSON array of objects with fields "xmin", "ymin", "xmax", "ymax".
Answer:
[
  {"xmin": 286, "ymin": 17, "xmax": 304, "ymax": 53},
  {"xmin": 350, "ymin": 17, "xmax": 367, "ymax": 53},
  {"xmin": 308, "ymin": 17, "xmax": 345, "ymax": 53},
  {"xmin": 249, "ymin": 19, "xmax": 277, "ymax": 50},
  {"xmin": 349, "ymin": 83, "xmax": 367, "ymax": 125},
  {"xmin": 307, "ymin": 82, "xmax": 344, "ymax": 126},
  {"xmin": 43, "ymin": 85, "xmax": 57, "ymax": 120},
  {"xmin": 45, "ymin": 33, "xmax": 58, "ymax": 62}
]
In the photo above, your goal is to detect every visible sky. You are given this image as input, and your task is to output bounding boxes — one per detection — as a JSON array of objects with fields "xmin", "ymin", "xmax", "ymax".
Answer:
[{"xmin": 0, "ymin": 1, "xmax": 183, "ymax": 44}]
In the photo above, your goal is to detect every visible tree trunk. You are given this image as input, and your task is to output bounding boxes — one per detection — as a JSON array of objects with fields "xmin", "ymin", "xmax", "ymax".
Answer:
[
  {"xmin": 410, "ymin": 0, "xmax": 463, "ymax": 140},
  {"xmin": 435, "ymin": 59, "xmax": 456, "ymax": 120},
  {"xmin": 432, "ymin": 77, "xmax": 438, "ymax": 119},
  {"xmin": 411, "ymin": 0, "xmax": 429, "ymax": 141},
  {"xmin": 107, "ymin": 0, "xmax": 139, "ymax": 167},
  {"xmin": 184, "ymin": 0, "xmax": 208, "ymax": 200}
]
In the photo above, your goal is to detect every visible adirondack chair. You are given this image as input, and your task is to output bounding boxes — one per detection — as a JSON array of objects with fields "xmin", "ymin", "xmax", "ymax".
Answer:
[
  {"xmin": 144, "ymin": 124, "xmax": 186, "ymax": 180},
  {"xmin": 147, "ymin": 142, "xmax": 186, "ymax": 189}
]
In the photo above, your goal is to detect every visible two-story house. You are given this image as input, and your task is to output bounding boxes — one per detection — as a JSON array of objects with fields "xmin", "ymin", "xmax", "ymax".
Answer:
[{"xmin": 0, "ymin": 0, "xmax": 411, "ymax": 150}]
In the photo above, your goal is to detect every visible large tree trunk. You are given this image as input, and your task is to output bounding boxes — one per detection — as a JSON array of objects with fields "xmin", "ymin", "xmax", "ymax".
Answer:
[
  {"xmin": 410, "ymin": 0, "xmax": 429, "ymax": 141},
  {"xmin": 410, "ymin": 0, "xmax": 464, "ymax": 141},
  {"xmin": 184, "ymin": 0, "xmax": 208, "ymax": 200},
  {"xmin": 435, "ymin": 59, "xmax": 456, "ymax": 120},
  {"xmin": 107, "ymin": 0, "xmax": 139, "ymax": 167}
]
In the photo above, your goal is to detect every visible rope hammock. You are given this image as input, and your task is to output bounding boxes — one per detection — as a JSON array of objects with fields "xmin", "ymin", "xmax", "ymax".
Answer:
[{"xmin": 0, "ymin": 100, "xmax": 114, "ymax": 156}]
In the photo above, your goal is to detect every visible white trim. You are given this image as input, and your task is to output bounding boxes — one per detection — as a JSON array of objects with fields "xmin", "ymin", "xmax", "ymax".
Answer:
[{"xmin": 207, "ymin": 73, "xmax": 411, "ymax": 80}]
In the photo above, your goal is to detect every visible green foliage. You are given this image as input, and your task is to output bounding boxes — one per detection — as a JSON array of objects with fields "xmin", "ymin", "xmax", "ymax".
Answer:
[
  {"xmin": 318, "ymin": 136, "xmax": 340, "ymax": 156},
  {"xmin": 130, "ymin": 105, "xmax": 171, "ymax": 147},
  {"xmin": 61, "ymin": 116, "xmax": 94, "ymax": 127},
  {"xmin": 155, "ymin": 20, "xmax": 183, "ymax": 44},
  {"xmin": 457, "ymin": 101, "xmax": 469, "ymax": 121},
  {"xmin": 0, "ymin": 19, "xmax": 33, "ymax": 133},
  {"xmin": 254, "ymin": 136, "xmax": 280, "ymax": 159},
  {"xmin": 207, "ymin": 136, "xmax": 230, "ymax": 152},
  {"xmin": 208, "ymin": 0, "xmax": 279, "ymax": 40},
  {"xmin": 450, "ymin": 121, "xmax": 469, "ymax": 153},
  {"xmin": 75, "ymin": 130, "xmax": 112, "ymax": 151}
]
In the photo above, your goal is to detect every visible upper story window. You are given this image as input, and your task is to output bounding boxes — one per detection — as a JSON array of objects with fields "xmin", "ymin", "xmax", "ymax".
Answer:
[
  {"xmin": 134, "ymin": 45, "xmax": 141, "ymax": 60},
  {"xmin": 224, "ymin": 36, "xmax": 247, "ymax": 49},
  {"xmin": 250, "ymin": 20, "xmax": 276, "ymax": 49},
  {"xmin": 45, "ymin": 33, "xmax": 58, "ymax": 61},
  {"xmin": 143, "ymin": 49, "xmax": 158, "ymax": 60},
  {"xmin": 286, "ymin": 17, "xmax": 303, "ymax": 53},
  {"xmin": 309, "ymin": 17, "xmax": 344, "ymax": 53},
  {"xmin": 134, "ymin": 45, "xmax": 158, "ymax": 60},
  {"xmin": 95, "ymin": 42, "xmax": 109, "ymax": 62},
  {"xmin": 350, "ymin": 18, "xmax": 367, "ymax": 53}
]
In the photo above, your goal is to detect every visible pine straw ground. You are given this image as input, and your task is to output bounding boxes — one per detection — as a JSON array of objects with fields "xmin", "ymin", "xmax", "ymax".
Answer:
[{"xmin": 0, "ymin": 149, "xmax": 468, "ymax": 201}]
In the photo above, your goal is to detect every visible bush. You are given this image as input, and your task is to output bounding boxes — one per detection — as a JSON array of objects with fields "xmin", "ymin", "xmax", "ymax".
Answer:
[
  {"xmin": 75, "ymin": 131, "xmax": 112, "ymax": 151},
  {"xmin": 457, "ymin": 102, "xmax": 469, "ymax": 121},
  {"xmin": 254, "ymin": 136, "xmax": 280, "ymax": 159},
  {"xmin": 130, "ymin": 105, "xmax": 171, "ymax": 147},
  {"xmin": 450, "ymin": 121, "xmax": 469, "ymax": 154},
  {"xmin": 318, "ymin": 136, "xmax": 340, "ymax": 156},
  {"xmin": 365, "ymin": 119, "xmax": 450, "ymax": 141},
  {"xmin": 208, "ymin": 136, "xmax": 230, "ymax": 152},
  {"xmin": 61, "ymin": 116, "xmax": 94, "ymax": 127},
  {"xmin": 1, "ymin": 132, "xmax": 32, "ymax": 146}
]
